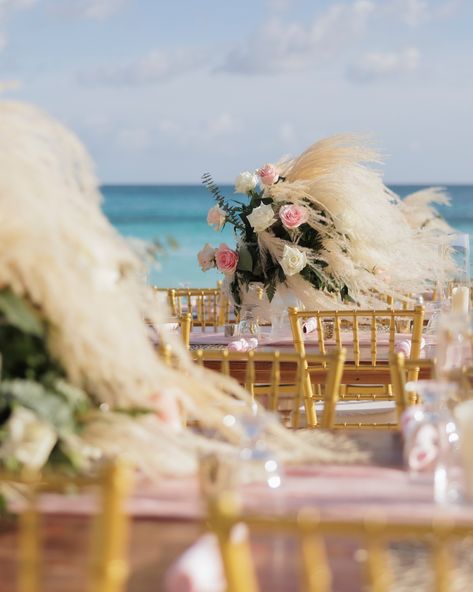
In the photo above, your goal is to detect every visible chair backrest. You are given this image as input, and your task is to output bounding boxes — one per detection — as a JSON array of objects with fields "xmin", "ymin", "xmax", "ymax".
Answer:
[
  {"xmin": 193, "ymin": 349, "xmax": 345, "ymax": 429},
  {"xmin": 169, "ymin": 288, "xmax": 232, "ymax": 329},
  {"xmin": 208, "ymin": 491, "xmax": 473, "ymax": 592},
  {"xmin": 288, "ymin": 306, "xmax": 425, "ymax": 367},
  {"xmin": 288, "ymin": 307, "xmax": 425, "ymax": 429},
  {"xmin": 1, "ymin": 461, "xmax": 131, "ymax": 592},
  {"xmin": 389, "ymin": 351, "xmax": 436, "ymax": 415}
]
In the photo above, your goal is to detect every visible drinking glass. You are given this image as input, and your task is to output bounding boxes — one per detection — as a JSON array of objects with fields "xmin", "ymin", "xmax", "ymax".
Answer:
[
  {"xmin": 403, "ymin": 380, "xmax": 463, "ymax": 504},
  {"xmin": 448, "ymin": 233, "xmax": 470, "ymax": 284},
  {"xmin": 448, "ymin": 233, "xmax": 470, "ymax": 314},
  {"xmin": 454, "ymin": 400, "xmax": 473, "ymax": 501},
  {"xmin": 235, "ymin": 410, "xmax": 282, "ymax": 490},
  {"xmin": 199, "ymin": 408, "xmax": 282, "ymax": 501},
  {"xmin": 435, "ymin": 312, "xmax": 473, "ymax": 401},
  {"xmin": 237, "ymin": 305, "xmax": 261, "ymax": 338}
]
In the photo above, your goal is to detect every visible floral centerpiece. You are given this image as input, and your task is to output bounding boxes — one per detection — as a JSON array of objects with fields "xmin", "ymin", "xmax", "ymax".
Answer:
[{"xmin": 198, "ymin": 136, "xmax": 454, "ymax": 312}]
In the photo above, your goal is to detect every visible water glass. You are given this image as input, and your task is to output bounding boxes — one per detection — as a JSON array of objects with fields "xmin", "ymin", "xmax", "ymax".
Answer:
[
  {"xmin": 403, "ymin": 380, "xmax": 463, "ymax": 504},
  {"xmin": 448, "ymin": 233, "xmax": 470, "ymax": 285},
  {"xmin": 238, "ymin": 306, "xmax": 261, "ymax": 338},
  {"xmin": 236, "ymin": 410, "xmax": 282, "ymax": 490},
  {"xmin": 435, "ymin": 312, "xmax": 473, "ymax": 401},
  {"xmin": 454, "ymin": 400, "xmax": 473, "ymax": 500}
]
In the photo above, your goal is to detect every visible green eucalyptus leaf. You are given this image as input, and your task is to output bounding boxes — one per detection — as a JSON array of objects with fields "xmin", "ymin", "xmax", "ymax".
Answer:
[
  {"xmin": 0, "ymin": 380, "xmax": 75, "ymax": 432},
  {"xmin": 0, "ymin": 291, "xmax": 44, "ymax": 337},
  {"xmin": 266, "ymin": 282, "xmax": 276, "ymax": 302},
  {"xmin": 237, "ymin": 244, "xmax": 253, "ymax": 272}
]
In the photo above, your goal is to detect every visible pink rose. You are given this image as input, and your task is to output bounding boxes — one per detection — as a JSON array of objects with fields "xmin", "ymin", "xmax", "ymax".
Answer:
[
  {"xmin": 215, "ymin": 243, "xmax": 238, "ymax": 275},
  {"xmin": 197, "ymin": 243, "xmax": 216, "ymax": 271},
  {"xmin": 279, "ymin": 204, "xmax": 310, "ymax": 229},
  {"xmin": 207, "ymin": 205, "xmax": 226, "ymax": 231},
  {"xmin": 256, "ymin": 163, "xmax": 279, "ymax": 186}
]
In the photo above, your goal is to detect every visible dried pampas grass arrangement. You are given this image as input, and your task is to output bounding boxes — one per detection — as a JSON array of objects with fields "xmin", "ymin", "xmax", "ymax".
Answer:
[{"xmin": 0, "ymin": 101, "xmax": 367, "ymax": 478}]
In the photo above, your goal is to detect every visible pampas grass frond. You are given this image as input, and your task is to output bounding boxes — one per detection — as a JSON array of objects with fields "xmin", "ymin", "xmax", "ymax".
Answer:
[{"xmin": 0, "ymin": 101, "xmax": 369, "ymax": 477}]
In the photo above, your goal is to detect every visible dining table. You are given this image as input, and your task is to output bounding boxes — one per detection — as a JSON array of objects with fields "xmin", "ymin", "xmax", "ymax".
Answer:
[
  {"xmin": 188, "ymin": 325, "xmax": 435, "ymax": 403},
  {"xmin": 1, "ymin": 430, "xmax": 472, "ymax": 592}
]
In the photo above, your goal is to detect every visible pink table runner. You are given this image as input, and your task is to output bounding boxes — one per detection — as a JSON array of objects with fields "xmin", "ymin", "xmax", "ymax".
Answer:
[
  {"xmin": 33, "ymin": 463, "xmax": 473, "ymax": 524},
  {"xmin": 190, "ymin": 327, "xmax": 436, "ymax": 357}
]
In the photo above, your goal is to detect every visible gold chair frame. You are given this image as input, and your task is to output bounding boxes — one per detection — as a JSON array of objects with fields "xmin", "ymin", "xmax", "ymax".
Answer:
[
  {"xmin": 288, "ymin": 306, "xmax": 425, "ymax": 428},
  {"xmin": 0, "ymin": 461, "xmax": 131, "ymax": 592},
  {"xmin": 389, "ymin": 352, "xmax": 436, "ymax": 419},
  {"xmin": 193, "ymin": 349, "xmax": 346, "ymax": 429},
  {"xmin": 209, "ymin": 491, "xmax": 473, "ymax": 592}
]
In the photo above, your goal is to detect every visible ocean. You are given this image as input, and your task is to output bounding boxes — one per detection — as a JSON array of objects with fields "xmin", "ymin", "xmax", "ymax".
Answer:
[{"xmin": 102, "ymin": 184, "xmax": 473, "ymax": 288}]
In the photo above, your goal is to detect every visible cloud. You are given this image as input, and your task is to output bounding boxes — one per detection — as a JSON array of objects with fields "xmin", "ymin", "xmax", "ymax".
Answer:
[
  {"xmin": 155, "ymin": 112, "xmax": 241, "ymax": 146},
  {"xmin": 0, "ymin": 0, "xmax": 37, "ymax": 51},
  {"xmin": 348, "ymin": 47, "xmax": 420, "ymax": 82},
  {"xmin": 218, "ymin": 0, "xmax": 375, "ymax": 75},
  {"xmin": 116, "ymin": 127, "xmax": 152, "ymax": 151},
  {"xmin": 387, "ymin": 0, "xmax": 463, "ymax": 26},
  {"xmin": 54, "ymin": 0, "xmax": 129, "ymax": 20},
  {"xmin": 399, "ymin": 0, "xmax": 429, "ymax": 26},
  {"xmin": 265, "ymin": 0, "xmax": 295, "ymax": 12},
  {"xmin": 78, "ymin": 48, "xmax": 207, "ymax": 86},
  {"xmin": 0, "ymin": 78, "xmax": 22, "ymax": 92}
]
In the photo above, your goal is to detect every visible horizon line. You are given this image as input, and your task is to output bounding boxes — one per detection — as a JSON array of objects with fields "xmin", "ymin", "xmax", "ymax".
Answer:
[{"xmin": 99, "ymin": 181, "xmax": 473, "ymax": 187}]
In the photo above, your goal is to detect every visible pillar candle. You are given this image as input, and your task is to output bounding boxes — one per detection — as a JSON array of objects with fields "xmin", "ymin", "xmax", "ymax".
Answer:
[{"xmin": 451, "ymin": 285, "xmax": 470, "ymax": 314}]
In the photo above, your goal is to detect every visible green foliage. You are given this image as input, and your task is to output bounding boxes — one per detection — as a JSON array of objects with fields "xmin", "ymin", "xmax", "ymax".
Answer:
[
  {"xmin": 0, "ymin": 291, "xmax": 44, "ymax": 337},
  {"xmin": 201, "ymin": 173, "xmax": 245, "ymax": 231}
]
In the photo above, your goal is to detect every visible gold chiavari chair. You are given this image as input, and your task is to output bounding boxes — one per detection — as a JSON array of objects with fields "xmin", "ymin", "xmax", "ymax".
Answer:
[
  {"xmin": 153, "ymin": 283, "xmax": 234, "ymax": 327},
  {"xmin": 179, "ymin": 312, "xmax": 192, "ymax": 349},
  {"xmin": 208, "ymin": 491, "xmax": 473, "ymax": 592},
  {"xmin": 288, "ymin": 306, "xmax": 425, "ymax": 429},
  {"xmin": 168, "ymin": 288, "xmax": 232, "ymax": 330},
  {"xmin": 193, "ymin": 349, "xmax": 346, "ymax": 429},
  {"xmin": 389, "ymin": 352, "xmax": 436, "ymax": 419},
  {"xmin": 0, "ymin": 461, "xmax": 131, "ymax": 592}
]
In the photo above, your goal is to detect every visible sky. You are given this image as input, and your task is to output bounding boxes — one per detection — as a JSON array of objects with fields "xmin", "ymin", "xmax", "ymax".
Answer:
[{"xmin": 0, "ymin": 0, "xmax": 472, "ymax": 184}]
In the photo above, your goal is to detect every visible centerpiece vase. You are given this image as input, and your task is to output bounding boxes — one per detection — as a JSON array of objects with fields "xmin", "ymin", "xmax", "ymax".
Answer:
[{"xmin": 269, "ymin": 286, "xmax": 302, "ymax": 339}]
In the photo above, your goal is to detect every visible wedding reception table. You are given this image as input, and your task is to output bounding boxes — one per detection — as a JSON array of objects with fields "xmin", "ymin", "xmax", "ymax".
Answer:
[
  {"xmin": 0, "ymin": 431, "xmax": 471, "ymax": 592},
  {"xmin": 189, "ymin": 326, "xmax": 435, "ymax": 385}
]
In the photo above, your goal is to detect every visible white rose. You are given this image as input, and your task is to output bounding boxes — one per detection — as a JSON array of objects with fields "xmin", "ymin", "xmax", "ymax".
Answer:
[
  {"xmin": 280, "ymin": 244, "xmax": 307, "ymax": 276},
  {"xmin": 197, "ymin": 243, "xmax": 216, "ymax": 271},
  {"xmin": 0, "ymin": 407, "xmax": 57, "ymax": 470},
  {"xmin": 235, "ymin": 171, "xmax": 258, "ymax": 194},
  {"xmin": 247, "ymin": 203, "xmax": 276, "ymax": 233}
]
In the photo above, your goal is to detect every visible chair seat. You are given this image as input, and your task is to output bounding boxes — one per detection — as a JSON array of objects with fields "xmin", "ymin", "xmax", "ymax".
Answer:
[{"xmin": 290, "ymin": 400, "xmax": 397, "ymax": 428}]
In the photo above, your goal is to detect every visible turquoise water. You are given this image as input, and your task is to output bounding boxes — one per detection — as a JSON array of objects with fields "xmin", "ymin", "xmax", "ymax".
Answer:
[{"xmin": 102, "ymin": 184, "xmax": 473, "ymax": 287}]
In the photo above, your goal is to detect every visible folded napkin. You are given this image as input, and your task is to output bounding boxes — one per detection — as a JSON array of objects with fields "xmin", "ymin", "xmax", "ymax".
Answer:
[
  {"xmin": 394, "ymin": 337, "xmax": 426, "ymax": 357},
  {"xmin": 302, "ymin": 317, "xmax": 317, "ymax": 334},
  {"xmin": 228, "ymin": 337, "xmax": 258, "ymax": 352},
  {"xmin": 164, "ymin": 534, "xmax": 224, "ymax": 592}
]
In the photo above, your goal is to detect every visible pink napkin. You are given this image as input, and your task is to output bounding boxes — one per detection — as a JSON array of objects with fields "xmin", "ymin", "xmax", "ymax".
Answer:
[
  {"xmin": 394, "ymin": 337, "xmax": 426, "ymax": 357},
  {"xmin": 228, "ymin": 337, "xmax": 258, "ymax": 352},
  {"xmin": 164, "ymin": 534, "xmax": 224, "ymax": 592},
  {"xmin": 302, "ymin": 317, "xmax": 317, "ymax": 334}
]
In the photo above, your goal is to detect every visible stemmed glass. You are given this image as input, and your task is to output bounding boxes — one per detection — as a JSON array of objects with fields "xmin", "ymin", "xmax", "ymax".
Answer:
[
  {"xmin": 235, "ymin": 410, "xmax": 282, "ymax": 490},
  {"xmin": 199, "ymin": 406, "xmax": 282, "ymax": 504}
]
